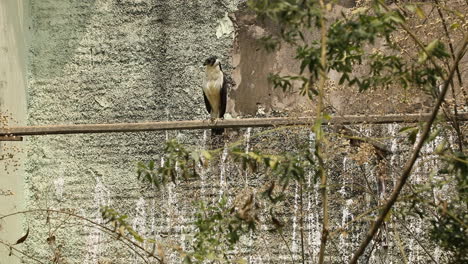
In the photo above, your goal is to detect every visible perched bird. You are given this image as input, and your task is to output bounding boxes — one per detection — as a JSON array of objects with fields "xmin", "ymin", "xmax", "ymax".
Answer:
[{"xmin": 203, "ymin": 56, "xmax": 227, "ymax": 135}]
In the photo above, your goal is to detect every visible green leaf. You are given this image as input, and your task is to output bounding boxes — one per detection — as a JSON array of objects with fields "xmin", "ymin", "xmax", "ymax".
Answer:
[
  {"xmin": 407, "ymin": 5, "xmax": 425, "ymax": 19},
  {"xmin": 426, "ymin": 128, "xmax": 440, "ymax": 143},
  {"xmin": 450, "ymin": 23, "xmax": 460, "ymax": 30},
  {"xmin": 399, "ymin": 126, "xmax": 418, "ymax": 133},
  {"xmin": 183, "ymin": 256, "xmax": 192, "ymax": 264},
  {"xmin": 426, "ymin": 40, "xmax": 439, "ymax": 53},
  {"xmin": 435, "ymin": 141, "xmax": 447, "ymax": 155},
  {"xmin": 405, "ymin": 4, "xmax": 416, "ymax": 12},
  {"xmin": 420, "ymin": 40, "xmax": 450, "ymax": 63},
  {"xmin": 384, "ymin": 209, "xmax": 392, "ymax": 222},
  {"xmin": 388, "ymin": 12, "xmax": 405, "ymax": 24},
  {"xmin": 323, "ymin": 113, "xmax": 332, "ymax": 121},
  {"xmin": 399, "ymin": 126, "xmax": 419, "ymax": 144},
  {"xmin": 351, "ymin": 7, "xmax": 368, "ymax": 15},
  {"xmin": 415, "ymin": 6, "xmax": 426, "ymax": 19},
  {"xmin": 202, "ymin": 151, "xmax": 212, "ymax": 160}
]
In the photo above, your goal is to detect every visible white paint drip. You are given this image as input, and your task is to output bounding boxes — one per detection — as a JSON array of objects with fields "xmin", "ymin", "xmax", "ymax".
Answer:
[
  {"xmin": 291, "ymin": 183, "xmax": 299, "ymax": 255},
  {"xmin": 245, "ymin": 128, "xmax": 252, "ymax": 153},
  {"xmin": 166, "ymin": 181, "xmax": 181, "ymax": 262},
  {"xmin": 306, "ymin": 132, "xmax": 321, "ymax": 261},
  {"xmin": 388, "ymin": 124, "xmax": 399, "ymax": 186},
  {"xmin": 340, "ymin": 199, "xmax": 354, "ymax": 262},
  {"xmin": 132, "ymin": 198, "xmax": 147, "ymax": 262},
  {"xmin": 53, "ymin": 175, "xmax": 65, "ymax": 201},
  {"xmin": 84, "ymin": 176, "xmax": 110, "ymax": 264},
  {"xmin": 166, "ymin": 182, "xmax": 174, "ymax": 227},
  {"xmin": 219, "ymin": 144, "xmax": 229, "ymax": 198},
  {"xmin": 244, "ymin": 127, "xmax": 252, "ymax": 185},
  {"xmin": 339, "ymin": 157, "xmax": 354, "ymax": 262},
  {"xmin": 199, "ymin": 130, "xmax": 208, "ymax": 195},
  {"xmin": 150, "ymin": 196, "xmax": 157, "ymax": 245},
  {"xmin": 248, "ymin": 228, "xmax": 254, "ymax": 263}
]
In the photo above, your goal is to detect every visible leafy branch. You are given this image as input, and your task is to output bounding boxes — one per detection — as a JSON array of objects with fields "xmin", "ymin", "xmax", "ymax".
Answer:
[{"xmin": 349, "ymin": 34, "xmax": 468, "ymax": 264}]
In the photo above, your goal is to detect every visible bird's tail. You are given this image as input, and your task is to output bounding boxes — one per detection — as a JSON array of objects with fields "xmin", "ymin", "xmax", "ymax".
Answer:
[{"xmin": 211, "ymin": 128, "xmax": 224, "ymax": 135}]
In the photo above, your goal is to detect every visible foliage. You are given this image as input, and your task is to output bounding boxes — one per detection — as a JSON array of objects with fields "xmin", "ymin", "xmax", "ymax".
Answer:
[
  {"xmin": 133, "ymin": 0, "xmax": 465, "ymax": 262},
  {"xmin": 1, "ymin": 0, "xmax": 466, "ymax": 263},
  {"xmin": 137, "ymin": 140, "xmax": 201, "ymax": 189},
  {"xmin": 138, "ymin": 138, "xmax": 316, "ymax": 192},
  {"xmin": 250, "ymin": 0, "xmax": 452, "ymax": 95},
  {"xmin": 430, "ymin": 151, "xmax": 468, "ymax": 262},
  {"xmin": 101, "ymin": 206, "xmax": 145, "ymax": 243},
  {"xmin": 183, "ymin": 196, "xmax": 253, "ymax": 263}
]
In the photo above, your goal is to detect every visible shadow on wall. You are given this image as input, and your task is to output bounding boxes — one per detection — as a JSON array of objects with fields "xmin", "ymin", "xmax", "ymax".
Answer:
[{"xmin": 30, "ymin": 1, "xmax": 97, "ymax": 79}]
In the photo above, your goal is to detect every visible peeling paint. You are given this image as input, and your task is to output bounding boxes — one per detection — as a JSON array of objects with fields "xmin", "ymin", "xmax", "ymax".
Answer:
[{"xmin": 216, "ymin": 12, "xmax": 234, "ymax": 39}]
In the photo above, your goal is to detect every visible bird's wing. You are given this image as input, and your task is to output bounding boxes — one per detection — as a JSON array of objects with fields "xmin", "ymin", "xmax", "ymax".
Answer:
[
  {"xmin": 203, "ymin": 90, "xmax": 212, "ymax": 114},
  {"xmin": 219, "ymin": 75, "xmax": 228, "ymax": 118}
]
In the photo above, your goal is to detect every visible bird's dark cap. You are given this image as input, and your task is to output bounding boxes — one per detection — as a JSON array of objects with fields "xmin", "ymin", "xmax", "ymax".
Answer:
[{"xmin": 203, "ymin": 56, "xmax": 218, "ymax": 66}]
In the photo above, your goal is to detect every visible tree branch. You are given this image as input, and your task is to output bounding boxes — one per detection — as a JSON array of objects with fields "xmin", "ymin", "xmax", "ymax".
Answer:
[
  {"xmin": 317, "ymin": 1, "xmax": 329, "ymax": 263},
  {"xmin": 349, "ymin": 35, "xmax": 468, "ymax": 264}
]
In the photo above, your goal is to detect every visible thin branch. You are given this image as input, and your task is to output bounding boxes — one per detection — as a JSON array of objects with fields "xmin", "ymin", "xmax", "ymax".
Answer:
[
  {"xmin": 398, "ymin": 219, "xmax": 438, "ymax": 263},
  {"xmin": 0, "ymin": 239, "xmax": 46, "ymax": 264},
  {"xmin": 349, "ymin": 35, "xmax": 468, "ymax": 264},
  {"xmin": 278, "ymin": 230, "xmax": 295, "ymax": 263},
  {"xmin": 392, "ymin": 226, "xmax": 408, "ymax": 264},
  {"xmin": 74, "ymin": 223, "xmax": 150, "ymax": 264},
  {"xmin": 434, "ymin": 0, "xmax": 465, "ymax": 152},
  {"xmin": 0, "ymin": 209, "xmax": 162, "ymax": 263},
  {"xmin": 378, "ymin": 0, "xmax": 439, "ymax": 71},
  {"xmin": 434, "ymin": 0, "xmax": 464, "ymax": 87}
]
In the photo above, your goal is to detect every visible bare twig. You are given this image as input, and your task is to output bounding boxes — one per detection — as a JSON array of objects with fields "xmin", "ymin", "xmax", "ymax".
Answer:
[
  {"xmin": 349, "ymin": 35, "xmax": 468, "ymax": 264},
  {"xmin": 392, "ymin": 226, "xmax": 408, "ymax": 264},
  {"xmin": 434, "ymin": 0, "xmax": 464, "ymax": 87},
  {"xmin": 0, "ymin": 209, "xmax": 162, "ymax": 263},
  {"xmin": 434, "ymin": 0, "xmax": 465, "ymax": 152},
  {"xmin": 0, "ymin": 239, "xmax": 46, "ymax": 264},
  {"xmin": 398, "ymin": 219, "xmax": 438, "ymax": 263},
  {"xmin": 279, "ymin": 230, "xmax": 296, "ymax": 263}
]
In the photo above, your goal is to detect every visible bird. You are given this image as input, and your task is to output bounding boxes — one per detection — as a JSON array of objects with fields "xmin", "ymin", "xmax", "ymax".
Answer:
[{"xmin": 202, "ymin": 56, "xmax": 227, "ymax": 135}]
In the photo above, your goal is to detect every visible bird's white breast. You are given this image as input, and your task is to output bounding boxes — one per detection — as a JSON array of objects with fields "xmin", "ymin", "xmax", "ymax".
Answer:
[{"xmin": 203, "ymin": 66, "xmax": 224, "ymax": 116}]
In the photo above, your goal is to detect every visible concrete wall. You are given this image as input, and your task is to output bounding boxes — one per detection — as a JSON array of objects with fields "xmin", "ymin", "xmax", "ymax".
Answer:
[
  {"xmin": 23, "ymin": 0, "xmax": 244, "ymax": 263},
  {"xmin": 1, "ymin": 0, "xmax": 464, "ymax": 263},
  {"xmin": 0, "ymin": 0, "xmax": 28, "ymax": 263}
]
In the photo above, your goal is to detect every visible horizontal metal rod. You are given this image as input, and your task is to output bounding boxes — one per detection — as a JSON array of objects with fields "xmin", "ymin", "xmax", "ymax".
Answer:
[{"xmin": 0, "ymin": 113, "xmax": 467, "ymax": 137}]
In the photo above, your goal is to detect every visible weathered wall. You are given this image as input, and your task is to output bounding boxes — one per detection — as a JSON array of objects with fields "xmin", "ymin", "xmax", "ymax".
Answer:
[
  {"xmin": 2, "ymin": 0, "xmax": 465, "ymax": 263},
  {"xmin": 0, "ymin": 0, "xmax": 28, "ymax": 262},
  {"xmin": 230, "ymin": 1, "xmax": 467, "ymax": 117},
  {"xmin": 24, "ymin": 0, "xmax": 244, "ymax": 263}
]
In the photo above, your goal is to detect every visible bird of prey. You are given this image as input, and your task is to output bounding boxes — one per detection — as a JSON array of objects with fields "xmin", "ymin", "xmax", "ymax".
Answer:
[{"xmin": 203, "ymin": 56, "xmax": 227, "ymax": 135}]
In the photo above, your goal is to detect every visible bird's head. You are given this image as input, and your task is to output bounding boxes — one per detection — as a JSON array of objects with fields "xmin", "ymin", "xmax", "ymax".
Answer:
[{"xmin": 203, "ymin": 56, "xmax": 220, "ymax": 67}]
